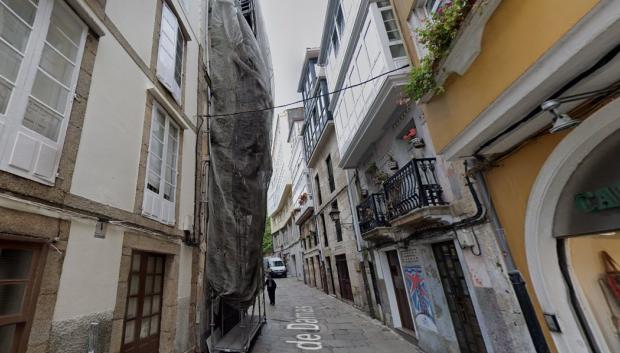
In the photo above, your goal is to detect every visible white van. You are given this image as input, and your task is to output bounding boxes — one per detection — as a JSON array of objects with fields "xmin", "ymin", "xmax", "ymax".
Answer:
[{"xmin": 264, "ymin": 257, "xmax": 287, "ymax": 278}]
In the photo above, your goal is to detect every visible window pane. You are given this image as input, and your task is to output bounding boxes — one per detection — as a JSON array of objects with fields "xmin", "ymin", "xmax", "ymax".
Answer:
[
  {"xmin": 45, "ymin": 25, "xmax": 78, "ymax": 62},
  {"xmin": 22, "ymin": 98, "xmax": 62, "ymax": 140},
  {"xmin": 2, "ymin": 0, "xmax": 37, "ymax": 25},
  {"xmin": 336, "ymin": 4, "xmax": 344, "ymax": 34},
  {"xmin": 140, "ymin": 318, "xmax": 150, "ymax": 338},
  {"xmin": 129, "ymin": 274, "xmax": 139, "ymax": 296},
  {"xmin": 154, "ymin": 275, "xmax": 162, "ymax": 293},
  {"xmin": 147, "ymin": 171, "xmax": 161, "ymax": 194},
  {"xmin": 126, "ymin": 297, "xmax": 137, "ymax": 319},
  {"xmin": 0, "ymin": 5, "xmax": 31, "ymax": 52},
  {"xmin": 39, "ymin": 44, "xmax": 74, "ymax": 87},
  {"xmin": 163, "ymin": 182, "xmax": 174, "ymax": 202},
  {"xmin": 0, "ymin": 78, "xmax": 11, "ymax": 114},
  {"xmin": 152, "ymin": 295, "xmax": 161, "ymax": 314},
  {"xmin": 0, "ymin": 284, "xmax": 25, "ymax": 316},
  {"xmin": 131, "ymin": 253, "xmax": 141, "ymax": 272},
  {"xmin": 150, "ymin": 315, "xmax": 159, "ymax": 335},
  {"xmin": 0, "ymin": 248, "xmax": 33, "ymax": 279},
  {"xmin": 0, "ymin": 324, "xmax": 16, "ymax": 353},
  {"xmin": 145, "ymin": 275, "xmax": 153, "ymax": 295},
  {"xmin": 153, "ymin": 111, "xmax": 165, "ymax": 141},
  {"xmin": 174, "ymin": 28, "xmax": 183, "ymax": 85},
  {"xmin": 124, "ymin": 320, "xmax": 135, "ymax": 343},
  {"xmin": 155, "ymin": 257, "xmax": 163, "ymax": 274},
  {"xmin": 30, "ymin": 70, "xmax": 69, "ymax": 113},
  {"xmin": 389, "ymin": 44, "xmax": 406, "ymax": 58},
  {"xmin": 49, "ymin": 2, "xmax": 82, "ymax": 46},
  {"xmin": 376, "ymin": 0, "xmax": 390, "ymax": 7},
  {"xmin": 0, "ymin": 40, "xmax": 22, "ymax": 83},
  {"xmin": 142, "ymin": 296, "xmax": 151, "ymax": 316},
  {"xmin": 147, "ymin": 256, "xmax": 155, "ymax": 273}
]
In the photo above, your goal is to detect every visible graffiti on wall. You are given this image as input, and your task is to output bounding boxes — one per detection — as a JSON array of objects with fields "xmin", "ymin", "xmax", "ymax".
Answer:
[{"xmin": 403, "ymin": 265, "xmax": 438, "ymax": 332}]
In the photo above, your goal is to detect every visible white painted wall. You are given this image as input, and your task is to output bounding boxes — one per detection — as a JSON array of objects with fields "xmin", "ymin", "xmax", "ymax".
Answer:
[
  {"xmin": 72, "ymin": 0, "xmax": 201, "ymax": 227},
  {"xmin": 267, "ymin": 110, "xmax": 293, "ymax": 216},
  {"xmin": 105, "ymin": 0, "xmax": 158, "ymax": 64},
  {"xmin": 54, "ymin": 221, "xmax": 124, "ymax": 320},
  {"xmin": 70, "ymin": 36, "xmax": 148, "ymax": 211}
]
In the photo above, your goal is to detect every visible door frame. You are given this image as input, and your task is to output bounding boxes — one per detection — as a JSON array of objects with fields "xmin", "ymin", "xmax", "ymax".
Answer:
[
  {"xmin": 524, "ymin": 97, "xmax": 620, "ymax": 353},
  {"xmin": 376, "ymin": 245, "xmax": 418, "ymax": 337}
]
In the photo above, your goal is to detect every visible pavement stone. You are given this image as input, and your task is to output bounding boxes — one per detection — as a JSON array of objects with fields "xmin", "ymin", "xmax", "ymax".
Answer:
[{"xmin": 249, "ymin": 277, "xmax": 425, "ymax": 353}]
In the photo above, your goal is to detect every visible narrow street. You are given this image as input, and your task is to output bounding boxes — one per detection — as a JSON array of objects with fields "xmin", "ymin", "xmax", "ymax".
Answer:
[{"xmin": 252, "ymin": 278, "xmax": 424, "ymax": 353}]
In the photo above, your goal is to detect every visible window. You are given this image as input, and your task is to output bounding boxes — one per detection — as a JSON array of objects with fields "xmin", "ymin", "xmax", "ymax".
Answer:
[
  {"xmin": 377, "ymin": 1, "xmax": 406, "ymax": 58},
  {"xmin": 143, "ymin": 104, "xmax": 180, "ymax": 225},
  {"xmin": 0, "ymin": 0, "xmax": 87, "ymax": 184},
  {"xmin": 328, "ymin": 2, "xmax": 345, "ymax": 59},
  {"xmin": 314, "ymin": 174, "xmax": 323, "ymax": 205},
  {"xmin": 425, "ymin": 0, "xmax": 451, "ymax": 14},
  {"xmin": 0, "ymin": 241, "xmax": 42, "ymax": 353},
  {"xmin": 122, "ymin": 252, "xmax": 165, "ymax": 352},
  {"xmin": 326, "ymin": 155, "xmax": 336, "ymax": 192},
  {"xmin": 320, "ymin": 213, "xmax": 328, "ymax": 247},
  {"xmin": 157, "ymin": 3, "xmax": 185, "ymax": 103}
]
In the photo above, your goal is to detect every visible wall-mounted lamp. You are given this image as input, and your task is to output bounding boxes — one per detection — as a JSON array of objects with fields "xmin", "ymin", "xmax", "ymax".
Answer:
[
  {"xmin": 541, "ymin": 85, "xmax": 620, "ymax": 134},
  {"xmin": 541, "ymin": 99, "xmax": 580, "ymax": 134},
  {"xmin": 328, "ymin": 207, "xmax": 354, "ymax": 228}
]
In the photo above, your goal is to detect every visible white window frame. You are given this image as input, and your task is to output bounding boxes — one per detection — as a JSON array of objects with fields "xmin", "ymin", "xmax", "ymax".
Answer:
[
  {"xmin": 142, "ymin": 102, "xmax": 180, "ymax": 225},
  {"xmin": 0, "ymin": 0, "xmax": 87, "ymax": 185},
  {"xmin": 375, "ymin": 1, "xmax": 406, "ymax": 60},
  {"xmin": 156, "ymin": 2, "xmax": 185, "ymax": 104},
  {"xmin": 328, "ymin": 1, "xmax": 345, "ymax": 60}
]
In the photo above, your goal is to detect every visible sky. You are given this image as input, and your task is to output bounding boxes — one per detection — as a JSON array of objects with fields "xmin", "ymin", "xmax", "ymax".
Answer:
[{"xmin": 260, "ymin": 0, "xmax": 328, "ymax": 117}]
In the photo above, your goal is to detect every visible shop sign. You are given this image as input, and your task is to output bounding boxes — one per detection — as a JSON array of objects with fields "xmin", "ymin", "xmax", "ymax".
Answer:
[
  {"xmin": 574, "ymin": 181, "xmax": 620, "ymax": 212},
  {"xmin": 554, "ymin": 131, "xmax": 620, "ymax": 237}
]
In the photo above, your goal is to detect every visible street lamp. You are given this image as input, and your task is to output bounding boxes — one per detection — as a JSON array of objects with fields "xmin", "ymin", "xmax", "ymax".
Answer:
[
  {"xmin": 328, "ymin": 208, "xmax": 341, "ymax": 222},
  {"xmin": 328, "ymin": 206, "xmax": 353, "ymax": 228}
]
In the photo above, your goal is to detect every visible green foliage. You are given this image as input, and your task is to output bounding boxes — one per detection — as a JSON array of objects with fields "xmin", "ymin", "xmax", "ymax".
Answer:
[
  {"xmin": 405, "ymin": 57, "xmax": 437, "ymax": 101},
  {"xmin": 417, "ymin": 0, "xmax": 467, "ymax": 60},
  {"xmin": 262, "ymin": 218, "xmax": 272, "ymax": 255},
  {"xmin": 406, "ymin": 0, "xmax": 468, "ymax": 100}
]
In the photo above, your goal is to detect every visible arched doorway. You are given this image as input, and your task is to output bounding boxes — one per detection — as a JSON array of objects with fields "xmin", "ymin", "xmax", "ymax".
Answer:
[{"xmin": 525, "ymin": 97, "xmax": 620, "ymax": 353}]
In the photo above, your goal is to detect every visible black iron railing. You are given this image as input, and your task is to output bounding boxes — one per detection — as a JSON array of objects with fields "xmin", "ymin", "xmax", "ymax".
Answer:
[
  {"xmin": 356, "ymin": 193, "xmax": 389, "ymax": 234},
  {"xmin": 383, "ymin": 158, "xmax": 445, "ymax": 220}
]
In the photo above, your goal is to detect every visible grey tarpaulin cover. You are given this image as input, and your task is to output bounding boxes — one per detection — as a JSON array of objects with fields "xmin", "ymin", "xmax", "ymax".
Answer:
[{"xmin": 206, "ymin": 0, "xmax": 273, "ymax": 307}]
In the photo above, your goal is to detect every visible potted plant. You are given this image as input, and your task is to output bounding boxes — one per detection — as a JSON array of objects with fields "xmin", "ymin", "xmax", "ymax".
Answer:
[{"xmin": 402, "ymin": 128, "xmax": 425, "ymax": 149}]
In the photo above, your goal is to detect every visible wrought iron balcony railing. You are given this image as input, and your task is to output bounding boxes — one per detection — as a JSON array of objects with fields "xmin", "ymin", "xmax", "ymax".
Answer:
[
  {"xmin": 383, "ymin": 158, "xmax": 445, "ymax": 220},
  {"xmin": 356, "ymin": 193, "xmax": 389, "ymax": 234}
]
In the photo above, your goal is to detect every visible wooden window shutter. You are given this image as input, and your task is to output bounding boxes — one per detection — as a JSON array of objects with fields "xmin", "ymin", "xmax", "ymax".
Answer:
[{"xmin": 157, "ymin": 4, "xmax": 182, "ymax": 103}]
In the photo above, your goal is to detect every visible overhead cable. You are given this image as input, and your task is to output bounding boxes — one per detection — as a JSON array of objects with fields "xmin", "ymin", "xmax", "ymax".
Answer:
[{"xmin": 200, "ymin": 64, "xmax": 411, "ymax": 118}]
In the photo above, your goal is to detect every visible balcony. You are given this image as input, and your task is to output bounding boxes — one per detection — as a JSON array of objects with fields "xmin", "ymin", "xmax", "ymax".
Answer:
[
  {"xmin": 383, "ymin": 158, "xmax": 449, "ymax": 226},
  {"xmin": 357, "ymin": 193, "xmax": 389, "ymax": 234}
]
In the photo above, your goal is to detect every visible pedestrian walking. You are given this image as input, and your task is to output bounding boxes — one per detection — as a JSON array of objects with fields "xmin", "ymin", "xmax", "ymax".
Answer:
[{"xmin": 265, "ymin": 272, "xmax": 277, "ymax": 305}]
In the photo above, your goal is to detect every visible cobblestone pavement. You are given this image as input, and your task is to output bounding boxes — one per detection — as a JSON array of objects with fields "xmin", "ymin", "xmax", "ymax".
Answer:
[{"xmin": 251, "ymin": 277, "xmax": 425, "ymax": 353}]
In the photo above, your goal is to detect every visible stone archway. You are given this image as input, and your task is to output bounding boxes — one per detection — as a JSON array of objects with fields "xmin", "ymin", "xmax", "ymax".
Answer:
[{"xmin": 524, "ymin": 97, "xmax": 620, "ymax": 353}]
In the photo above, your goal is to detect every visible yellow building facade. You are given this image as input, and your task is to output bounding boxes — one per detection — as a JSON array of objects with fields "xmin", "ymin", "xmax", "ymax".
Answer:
[{"xmin": 394, "ymin": 1, "xmax": 620, "ymax": 352}]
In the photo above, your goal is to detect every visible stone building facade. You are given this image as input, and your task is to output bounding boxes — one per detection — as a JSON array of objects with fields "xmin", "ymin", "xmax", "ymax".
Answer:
[{"xmin": 0, "ymin": 0, "xmax": 208, "ymax": 352}]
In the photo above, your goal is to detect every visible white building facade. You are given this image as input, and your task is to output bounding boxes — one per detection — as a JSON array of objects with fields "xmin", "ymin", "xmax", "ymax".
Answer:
[
  {"xmin": 0, "ymin": 0, "xmax": 208, "ymax": 352},
  {"xmin": 317, "ymin": 1, "xmax": 536, "ymax": 353},
  {"xmin": 267, "ymin": 108, "xmax": 305, "ymax": 280}
]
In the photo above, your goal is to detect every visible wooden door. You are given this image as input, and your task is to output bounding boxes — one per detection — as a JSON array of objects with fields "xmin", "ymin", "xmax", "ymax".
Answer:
[
  {"xmin": 0, "ymin": 240, "xmax": 44, "ymax": 353},
  {"xmin": 335, "ymin": 255, "xmax": 354, "ymax": 301},
  {"xmin": 326, "ymin": 257, "xmax": 335, "ymax": 295},
  {"xmin": 433, "ymin": 242, "xmax": 487, "ymax": 353},
  {"xmin": 386, "ymin": 250, "xmax": 415, "ymax": 331},
  {"xmin": 121, "ymin": 252, "xmax": 165, "ymax": 353}
]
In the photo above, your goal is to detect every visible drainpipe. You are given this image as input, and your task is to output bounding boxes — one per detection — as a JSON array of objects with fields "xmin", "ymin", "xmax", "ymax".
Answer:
[{"xmin": 474, "ymin": 169, "xmax": 551, "ymax": 353}]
